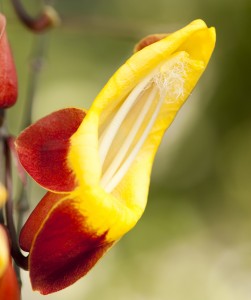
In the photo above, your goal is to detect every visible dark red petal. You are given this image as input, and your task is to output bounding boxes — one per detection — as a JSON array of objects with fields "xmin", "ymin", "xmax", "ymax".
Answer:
[
  {"xmin": 0, "ymin": 14, "xmax": 18, "ymax": 108},
  {"xmin": 29, "ymin": 197, "xmax": 114, "ymax": 295},
  {"xmin": 15, "ymin": 108, "xmax": 86, "ymax": 192},
  {"xmin": 0, "ymin": 262, "xmax": 20, "ymax": 300},
  {"xmin": 19, "ymin": 192, "xmax": 67, "ymax": 252},
  {"xmin": 134, "ymin": 33, "xmax": 168, "ymax": 52}
]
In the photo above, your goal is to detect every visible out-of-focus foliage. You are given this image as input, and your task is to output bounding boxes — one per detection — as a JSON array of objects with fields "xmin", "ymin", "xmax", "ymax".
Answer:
[{"xmin": 2, "ymin": 0, "xmax": 251, "ymax": 299}]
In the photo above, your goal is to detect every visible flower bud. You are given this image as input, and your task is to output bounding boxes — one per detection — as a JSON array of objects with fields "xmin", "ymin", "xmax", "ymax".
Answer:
[{"xmin": 0, "ymin": 14, "xmax": 18, "ymax": 109}]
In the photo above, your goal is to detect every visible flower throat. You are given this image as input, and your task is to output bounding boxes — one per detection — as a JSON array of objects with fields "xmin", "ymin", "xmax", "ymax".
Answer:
[{"xmin": 99, "ymin": 51, "xmax": 189, "ymax": 193}]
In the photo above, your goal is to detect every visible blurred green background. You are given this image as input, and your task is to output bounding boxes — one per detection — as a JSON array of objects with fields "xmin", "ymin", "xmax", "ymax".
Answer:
[{"xmin": 2, "ymin": 0, "xmax": 251, "ymax": 299}]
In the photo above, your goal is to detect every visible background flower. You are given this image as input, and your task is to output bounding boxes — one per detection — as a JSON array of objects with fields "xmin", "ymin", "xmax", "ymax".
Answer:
[
  {"xmin": 0, "ymin": 226, "xmax": 20, "ymax": 300},
  {"xmin": 0, "ymin": 184, "xmax": 7, "ymax": 208},
  {"xmin": 0, "ymin": 13, "xmax": 18, "ymax": 109}
]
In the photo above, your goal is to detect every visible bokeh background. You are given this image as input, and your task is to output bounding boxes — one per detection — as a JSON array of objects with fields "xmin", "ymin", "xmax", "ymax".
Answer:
[{"xmin": 2, "ymin": 0, "xmax": 251, "ymax": 299}]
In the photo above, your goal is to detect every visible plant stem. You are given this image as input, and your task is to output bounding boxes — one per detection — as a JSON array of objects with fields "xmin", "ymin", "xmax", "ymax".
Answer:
[
  {"xmin": 16, "ymin": 183, "xmax": 29, "ymax": 234},
  {"xmin": 20, "ymin": 33, "xmax": 48, "ymax": 130},
  {"xmin": 0, "ymin": 109, "xmax": 5, "ymax": 128},
  {"xmin": 0, "ymin": 110, "xmax": 5, "ymax": 224},
  {"xmin": 4, "ymin": 136, "xmax": 28, "ymax": 270},
  {"xmin": 10, "ymin": 0, "xmax": 60, "ymax": 32}
]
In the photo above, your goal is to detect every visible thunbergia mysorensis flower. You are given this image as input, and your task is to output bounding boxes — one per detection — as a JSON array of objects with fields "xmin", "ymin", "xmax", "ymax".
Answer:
[
  {"xmin": 15, "ymin": 19, "xmax": 216, "ymax": 295},
  {"xmin": 0, "ymin": 13, "xmax": 18, "ymax": 108}
]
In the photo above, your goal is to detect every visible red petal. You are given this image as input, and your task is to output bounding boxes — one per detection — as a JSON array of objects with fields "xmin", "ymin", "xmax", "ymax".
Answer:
[
  {"xmin": 19, "ymin": 192, "xmax": 66, "ymax": 252},
  {"xmin": 0, "ymin": 14, "xmax": 18, "ymax": 108},
  {"xmin": 0, "ymin": 262, "xmax": 20, "ymax": 300},
  {"xmin": 134, "ymin": 33, "xmax": 168, "ymax": 52},
  {"xmin": 28, "ymin": 197, "xmax": 114, "ymax": 294},
  {"xmin": 15, "ymin": 108, "xmax": 86, "ymax": 192}
]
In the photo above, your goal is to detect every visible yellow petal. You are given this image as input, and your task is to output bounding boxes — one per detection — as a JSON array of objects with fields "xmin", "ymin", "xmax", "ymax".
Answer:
[
  {"xmin": 0, "ymin": 226, "xmax": 9, "ymax": 278},
  {"xmin": 68, "ymin": 19, "xmax": 216, "ymax": 241},
  {"xmin": 0, "ymin": 184, "xmax": 7, "ymax": 208}
]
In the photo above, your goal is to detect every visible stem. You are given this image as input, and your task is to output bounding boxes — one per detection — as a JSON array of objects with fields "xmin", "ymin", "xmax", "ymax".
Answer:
[
  {"xmin": 0, "ymin": 115, "xmax": 4, "ymax": 224},
  {"xmin": 4, "ymin": 136, "xmax": 28, "ymax": 270},
  {"xmin": 16, "ymin": 185, "xmax": 29, "ymax": 234},
  {"xmin": 20, "ymin": 34, "xmax": 49, "ymax": 130},
  {"xmin": 0, "ymin": 208, "xmax": 4, "ymax": 224},
  {"xmin": 0, "ymin": 110, "xmax": 4, "ymax": 127},
  {"xmin": 10, "ymin": 0, "xmax": 60, "ymax": 32}
]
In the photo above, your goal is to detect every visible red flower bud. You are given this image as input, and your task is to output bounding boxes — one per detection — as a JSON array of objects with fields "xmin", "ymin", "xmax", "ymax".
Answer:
[{"xmin": 0, "ymin": 14, "xmax": 18, "ymax": 109}]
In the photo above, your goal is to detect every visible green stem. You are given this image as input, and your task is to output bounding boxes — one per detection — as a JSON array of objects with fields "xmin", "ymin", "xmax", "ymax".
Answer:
[
  {"xmin": 0, "ymin": 111, "xmax": 5, "ymax": 224},
  {"xmin": 20, "ymin": 34, "xmax": 48, "ymax": 130},
  {"xmin": 4, "ymin": 136, "xmax": 28, "ymax": 270}
]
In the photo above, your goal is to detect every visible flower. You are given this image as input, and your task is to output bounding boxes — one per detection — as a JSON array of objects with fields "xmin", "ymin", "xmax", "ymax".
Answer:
[
  {"xmin": 15, "ymin": 19, "xmax": 216, "ymax": 294},
  {"xmin": 0, "ymin": 226, "xmax": 20, "ymax": 300},
  {"xmin": 0, "ymin": 184, "xmax": 7, "ymax": 207},
  {"xmin": 0, "ymin": 187, "xmax": 20, "ymax": 300},
  {"xmin": 0, "ymin": 188, "xmax": 8, "ymax": 281},
  {"xmin": 0, "ymin": 13, "xmax": 18, "ymax": 109},
  {"xmin": 0, "ymin": 227, "xmax": 8, "ymax": 280}
]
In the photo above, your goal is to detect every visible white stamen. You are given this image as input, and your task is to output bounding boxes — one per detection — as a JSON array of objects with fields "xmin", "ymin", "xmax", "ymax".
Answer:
[
  {"xmin": 154, "ymin": 61, "xmax": 186, "ymax": 100},
  {"xmin": 99, "ymin": 70, "xmax": 156, "ymax": 165},
  {"xmin": 100, "ymin": 86, "xmax": 158, "ymax": 188},
  {"xmin": 103, "ymin": 89, "xmax": 165, "ymax": 193}
]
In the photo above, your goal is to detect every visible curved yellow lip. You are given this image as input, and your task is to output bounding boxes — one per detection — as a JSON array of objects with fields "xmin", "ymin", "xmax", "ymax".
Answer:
[
  {"xmin": 98, "ymin": 51, "xmax": 204, "ymax": 193},
  {"xmin": 69, "ymin": 19, "xmax": 216, "ymax": 190}
]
